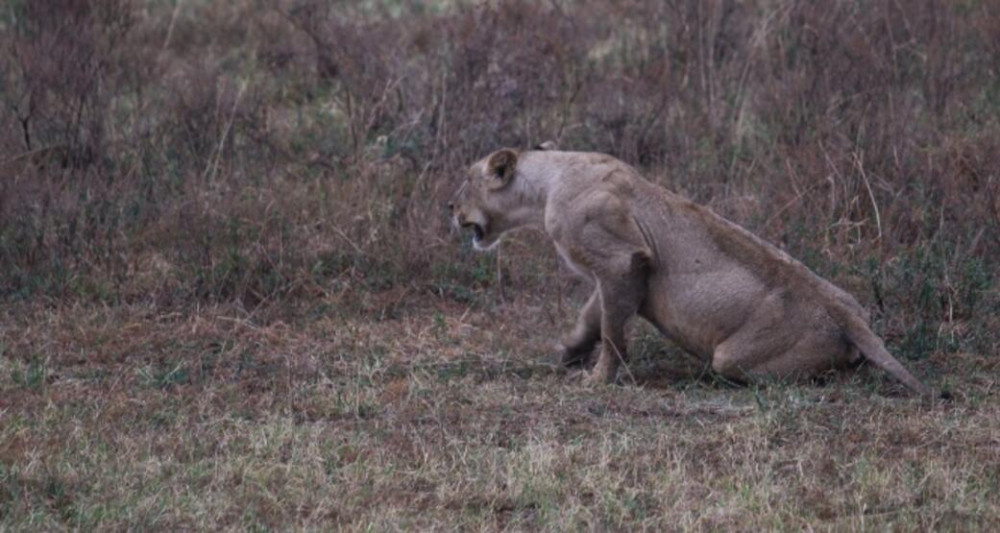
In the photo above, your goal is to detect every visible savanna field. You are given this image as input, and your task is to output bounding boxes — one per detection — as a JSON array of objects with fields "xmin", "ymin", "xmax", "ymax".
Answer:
[{"xmin": 2, "ymin": 0, "xmax": 999, "ymax": 530}]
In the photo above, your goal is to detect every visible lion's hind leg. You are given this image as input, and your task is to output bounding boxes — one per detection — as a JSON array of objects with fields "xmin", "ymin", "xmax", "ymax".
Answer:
[{"xmin": 712, "ymin": 328, "xmax": 855, "ymax": 384}]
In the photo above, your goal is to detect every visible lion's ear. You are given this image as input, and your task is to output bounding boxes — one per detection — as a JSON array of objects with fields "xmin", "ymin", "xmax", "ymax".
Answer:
[
  {"xmin": 486, "ymin": 149, "xmax": 518, "ymax": 190},
  {"xmin": 534, "ymin": 140, "xmax": 558, "ymax": 151}
]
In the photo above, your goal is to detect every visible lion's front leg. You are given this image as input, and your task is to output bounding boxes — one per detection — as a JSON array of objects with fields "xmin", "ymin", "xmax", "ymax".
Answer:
[
  {"xmin": 557, "ymin": 289, "xmax": 601, "ymax": 368},
  {"xmin": 586, "ymin": 253, "xmax": 649, "ymax": 385}
]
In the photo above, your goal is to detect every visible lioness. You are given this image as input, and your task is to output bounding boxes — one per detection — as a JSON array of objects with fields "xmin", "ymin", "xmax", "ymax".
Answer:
[{"xmin": 450, "ymin": 143, "xmax": 934, "ymax": 398}]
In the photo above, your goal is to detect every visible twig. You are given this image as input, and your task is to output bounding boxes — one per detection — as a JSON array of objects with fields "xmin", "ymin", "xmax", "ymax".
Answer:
[
  {"xmin": 853, "ymin": 151, "xmax": 883, "ymax": 242},
  {"xmin": 607, "ymin": 337, "xmax": 638, "ymax": 387},
  {"xmin": 203, "ymin": 78, "xmax": 248, "ymax": 184},
  {"xmin": 331, "ymin": 225, "xmax": 365, "ymax": 256},
  {"xmin": 0, "ymin": 144, "xmax": 66, "ymax": 167},
  {"xmin": 162, "ymin": 1, "xmax": 184, "ymax": 51},
  {"xmin": 496, "ymin": 245, "xmax": 506, "ymax": 303},
  {"xmin": 763, "ymin": 181, "xmax": 822, "ymax": 231}
]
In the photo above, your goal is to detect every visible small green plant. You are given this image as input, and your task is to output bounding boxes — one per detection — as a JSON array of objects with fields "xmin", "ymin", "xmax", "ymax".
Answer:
[
  {"xmin": 137, "ymin": 362, "xmax": 189, "ymax": 390},
  {"xmin": 11, "ymin": 357, "xmax": 46, "ymax": 390},
  {"xmin": 432, "ymin": 311, "xmax": 447, "ymax": 338}
]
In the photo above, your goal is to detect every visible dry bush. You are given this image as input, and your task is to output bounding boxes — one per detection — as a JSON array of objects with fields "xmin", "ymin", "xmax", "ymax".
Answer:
[
  {"xmin": 0, "ymin": 0, "xmax": 996, "ymax": 349},
  {"xmin": 0, "ymin": 0, "xmax": 145, "ymax": 295}
]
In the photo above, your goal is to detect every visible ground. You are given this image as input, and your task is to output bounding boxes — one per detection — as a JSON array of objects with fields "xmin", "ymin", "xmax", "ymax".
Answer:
[{"xmin": 2, "ymin": 285, "xmax": 997, "ymax": 530}]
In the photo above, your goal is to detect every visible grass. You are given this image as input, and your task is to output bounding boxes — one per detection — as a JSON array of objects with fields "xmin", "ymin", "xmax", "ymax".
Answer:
[{"xmin": 1, "ymin": 286, "xmax": 998, "ymax": 530}]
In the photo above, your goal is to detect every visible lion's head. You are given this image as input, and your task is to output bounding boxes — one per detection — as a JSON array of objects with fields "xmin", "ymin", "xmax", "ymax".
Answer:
[{"xmin": 448, "ymin": 148, "xmax": 522, "ymax": 251}]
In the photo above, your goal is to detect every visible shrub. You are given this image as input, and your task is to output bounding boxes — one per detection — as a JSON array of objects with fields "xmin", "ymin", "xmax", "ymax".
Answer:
[{"xmin": 0, "ymin": 0, "xmax": 996, "ymax": 352}]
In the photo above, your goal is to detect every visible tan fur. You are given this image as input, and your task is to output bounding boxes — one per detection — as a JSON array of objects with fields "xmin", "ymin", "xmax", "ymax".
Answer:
[{"xmin": 449, "ymin": 146, "xmax": 934, "ymax": 398}]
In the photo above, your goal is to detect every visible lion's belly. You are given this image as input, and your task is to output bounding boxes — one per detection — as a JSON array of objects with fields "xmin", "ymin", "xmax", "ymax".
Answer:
[{"xmin": 641, "ymin": 268, "xmax": 765, "ymax": 358}]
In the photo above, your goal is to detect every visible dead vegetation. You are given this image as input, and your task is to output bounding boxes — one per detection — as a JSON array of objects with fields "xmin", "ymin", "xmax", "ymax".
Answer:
[{"xmin": 1, "ymin": 0, "xmax": 998, "ymax": 529}]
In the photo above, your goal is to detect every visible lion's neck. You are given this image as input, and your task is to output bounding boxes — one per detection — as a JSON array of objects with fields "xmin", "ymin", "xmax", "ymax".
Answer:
[{"xmin": 508, "ymin": 161, "xmax": 554, "ymax": 229}]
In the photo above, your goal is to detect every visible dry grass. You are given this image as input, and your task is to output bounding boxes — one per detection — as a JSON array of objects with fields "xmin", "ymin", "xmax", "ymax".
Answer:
[
  {"xmin": 2, "ymin": 0, "xmax": 1000, "ymax": 530},
  {"xmin": 1, "ymin": 288, "xmax": 998, "ymax": 530}
]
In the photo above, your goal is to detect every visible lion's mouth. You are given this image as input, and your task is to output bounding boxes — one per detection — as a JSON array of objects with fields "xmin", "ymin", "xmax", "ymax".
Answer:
[{"xmin": 461, "ymin": 222, "xmax": 486, "ymax": 243}]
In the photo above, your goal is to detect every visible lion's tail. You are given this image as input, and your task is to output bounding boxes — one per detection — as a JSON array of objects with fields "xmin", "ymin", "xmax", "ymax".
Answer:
[{"xmin": 839, "ymin": 309, "xmax": 934, "ymax": 399}]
